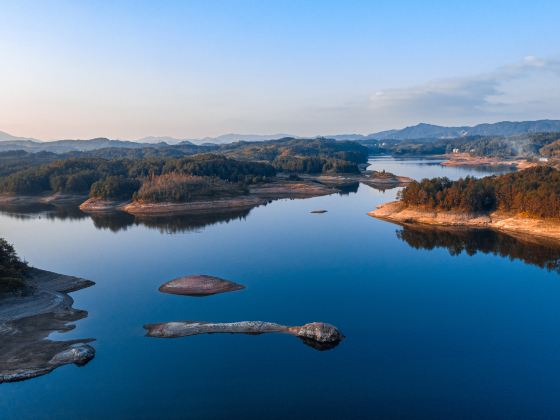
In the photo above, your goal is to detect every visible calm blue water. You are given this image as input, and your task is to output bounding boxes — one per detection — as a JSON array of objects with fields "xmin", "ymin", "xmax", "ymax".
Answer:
[{"xmin": 2, "ymin": 157, "xmax": 560, "ymax": 419}]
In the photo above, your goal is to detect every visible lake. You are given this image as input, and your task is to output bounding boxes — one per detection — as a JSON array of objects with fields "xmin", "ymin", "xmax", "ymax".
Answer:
[{"xmin": 2, "ymin": 157, "xmax": 560, "ymax": 419}]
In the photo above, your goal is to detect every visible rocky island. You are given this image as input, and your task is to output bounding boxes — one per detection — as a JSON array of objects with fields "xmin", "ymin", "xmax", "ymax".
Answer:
[
  {"xmin": 144, "ymin": 320, "xmax": 345, "ymax": 351},
  {"xmin": 159, "ymin": 275, "xmax": 245, "ymax": 296}
]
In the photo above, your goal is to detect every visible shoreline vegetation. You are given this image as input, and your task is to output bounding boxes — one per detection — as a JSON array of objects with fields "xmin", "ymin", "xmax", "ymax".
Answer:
[
  {"xmin": 0, "ymin": 172, "xmax": 413, "ymax": 216},
  {"xmin": 370, "ymin": 166, "xmax": 560, "ymax": 241},
  {"xmin": 0, "ymin": 138, "xmax": 411, "ymax": 216},
  {"xmin": 0, "ymin": 239, "xmax": 95, "ymax": 383}
]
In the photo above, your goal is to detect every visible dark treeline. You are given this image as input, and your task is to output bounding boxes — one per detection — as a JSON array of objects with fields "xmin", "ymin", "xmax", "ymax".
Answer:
[
  {"xmin": 397, "ymin": 225, "xmax": 560, "ymax": 273},
  {"xmin": 0, "ymin": 154, "xmax": 274, "ymax": 199},
  {"xmin": 219, "ymin": 138, "xmax": 368, "ymax": 173},
  {"xmin": 0, "ymin": 138, "xmax": 367, "ymax": 201},
  {"xmin": 133, "ymin": 174, "xmax": 248, "ymax": 203},
  {"xmin": 0, "ymin": 238, "xmax": 29, "ymax": 293},
  {"xmin": 399, "ymin": 166, "xmax": 560, "ymax": 218}
]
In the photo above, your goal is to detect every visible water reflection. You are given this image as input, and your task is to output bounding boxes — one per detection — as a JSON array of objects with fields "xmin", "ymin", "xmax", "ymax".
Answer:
[
  {"xmin": 91, "ymin": 209, "xmax": 253, "ymax": 233},
  {"xmin": 396, "ymin": 224, "xmax": 560, "ymax": 273},
  {"xmin": 0, "ymin": 202, "xmax": 86, "ymax": 222},
  {"xmin": 335, "ymin": 181, "xmax": 359, "ymax": 195},
  {"xmin": 0, "ymin": 202, "xmax": 253, "ymax": 234}
]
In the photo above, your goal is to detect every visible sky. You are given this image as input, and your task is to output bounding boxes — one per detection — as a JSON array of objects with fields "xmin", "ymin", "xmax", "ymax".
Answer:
[{"xmin": 1, "ymin": 0, "xmax": 559, "ymax": 140}]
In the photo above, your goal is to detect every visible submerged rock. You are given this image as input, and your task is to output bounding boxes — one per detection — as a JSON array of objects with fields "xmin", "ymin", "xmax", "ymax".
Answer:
[
  {"xmin": 144, "ymin": 320, "xmax": 344, "ymax": 351},
  {"xmin": 158, "ymin": 275, "xmax": 245, "ymax": 297}
]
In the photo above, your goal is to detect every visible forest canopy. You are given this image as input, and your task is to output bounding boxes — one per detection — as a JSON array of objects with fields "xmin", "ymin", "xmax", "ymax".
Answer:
[
  {"xmin": 0, "ymin": 138, "xmax": 367, "ymax": 201},
  {"xmin": 398, "ymin": 166, "xmax": 560, "ymax": 218}
]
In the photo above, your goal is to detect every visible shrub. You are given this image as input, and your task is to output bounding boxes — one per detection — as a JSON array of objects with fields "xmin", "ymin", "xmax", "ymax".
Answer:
[{"xmin": 0, "ymin": 239, "xmax": 28, "ymax": 293}]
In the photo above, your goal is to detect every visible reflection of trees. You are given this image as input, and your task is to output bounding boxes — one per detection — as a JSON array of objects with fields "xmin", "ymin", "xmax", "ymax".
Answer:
[
  {"xmin": 0, "ymin": 202, "xmax": 254, "ymax": 234},
  {"xmin": 92, "ymin": 208, "xmax": 253, "ymax": 234},
  {"xmin": 336, "ymin": 182, "xmax": 359, "ymax": 195},
  {"xmin": 0, "ymin": 202, "xmax": 87, "ymax": 221},
  {"xmin": 396, "ymin": 224, "xmax": 560, "ymax": 273}
]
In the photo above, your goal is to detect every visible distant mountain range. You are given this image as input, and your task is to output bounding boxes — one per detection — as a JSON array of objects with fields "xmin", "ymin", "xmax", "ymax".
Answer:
[
  {"xmin": 0, "ymin": 137, "xmax": 162, "ymax": 153},
  {"xmin": 186, "ymin": 133, "xmax": 297, "ymax": 145},
  {"xmin": 366, "ymin": 120, "xmax": 560, "ymax": 141},
  {"xmin": 182, "ymin": 120, "xmax": 560, "ymax": 143},
  {"xmin": 0, "ymin": 130, "xmax": 39, "ymax": 143},
  {"xmin": 0, "ymin": 120, "xmax": 559, "ymax": 153}
]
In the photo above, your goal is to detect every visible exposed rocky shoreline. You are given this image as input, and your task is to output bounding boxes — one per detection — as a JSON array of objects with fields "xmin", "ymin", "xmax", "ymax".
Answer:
[
  {"xmin": 0, "ymin": 268, "xmax": 95, "ymax": 383},
  {"xmin": 370, "ymin": 201, "xmax": 560, "ymax": 242}
]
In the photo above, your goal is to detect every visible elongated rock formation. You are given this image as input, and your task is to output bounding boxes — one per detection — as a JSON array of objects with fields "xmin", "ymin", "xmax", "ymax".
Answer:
[
  {"xmin": 158, "ymin": 275, "xmax": 245, "ymax": 297},
  {"xmin": 144, "ymin": 320, "xmax": 344, "ymax": 351}
]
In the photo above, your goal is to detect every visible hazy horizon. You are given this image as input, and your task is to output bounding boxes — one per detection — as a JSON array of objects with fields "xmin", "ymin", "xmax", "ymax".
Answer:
[
  {"xmin": 2, "ymin": 1, "xmax": 559, "ymax": 140},
  {"xmin": 4, "ymin": 117, "xmax": 560, "ymax": 143}
]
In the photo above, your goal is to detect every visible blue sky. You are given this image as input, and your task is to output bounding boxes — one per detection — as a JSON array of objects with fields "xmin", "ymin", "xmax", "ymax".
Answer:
[{"xmin": 1, "ymin": 0, "xmax": 559, "ymax": 139}]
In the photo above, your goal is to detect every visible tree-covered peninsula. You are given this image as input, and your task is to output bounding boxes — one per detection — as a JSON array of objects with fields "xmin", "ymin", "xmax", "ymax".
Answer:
[{"xmin": 371, "ymin": 166, "xmax": 560, "ymax": 241}]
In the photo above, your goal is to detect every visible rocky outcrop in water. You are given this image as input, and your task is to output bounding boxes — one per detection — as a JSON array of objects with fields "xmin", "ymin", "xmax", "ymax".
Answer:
[
  {"xmin": 158, "ymin": 275, "xmax": 245, "ymax": 297},
  {"xmin": 144, "ymin": 320, "xmax": 344, "ymax": 351}
]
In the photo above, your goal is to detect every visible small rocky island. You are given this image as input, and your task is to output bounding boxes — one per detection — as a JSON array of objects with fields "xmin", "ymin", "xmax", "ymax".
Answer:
[
  {"xmin": 144, "ymin": 320, "xmax": 345, "ymax": 351},
  {"xmin": 361, "ymin": 170, "xmax": 413, "ymax": 189},
  {"xmin": 0, "ymin": 240, "xmax": 95, "ymax": 383},
  {"xmin": 159, "ymin": 275, "xmax": 245, "ymax": 297}
]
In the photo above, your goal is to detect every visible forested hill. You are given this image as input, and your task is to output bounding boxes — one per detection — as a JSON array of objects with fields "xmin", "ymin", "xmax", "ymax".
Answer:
[
  {"xmin": 368, "ymin": 120, "xmax": 560, "ymax": 141},
  {"xmin": 0, "ymin": 138, "xmax": 368, "ymax": 202},
  {"xmin": 398, "ymin": 166, "xmax": 560, "ymax": 218}
]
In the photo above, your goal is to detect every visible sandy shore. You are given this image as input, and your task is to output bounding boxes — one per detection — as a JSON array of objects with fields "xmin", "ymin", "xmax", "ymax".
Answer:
[
  {"xmin": 369, "ymin": 201, "xmax": 560, "ymax": 242},
  {"xmin": 121, "ymin": 196, "xmax": 266, "ymax": 216},
  {"xmin": 0, "ymin": 193, "xmax": 87, "ymax": 206},
  {"xmin": 249, "ymin": 180, "xmax": 337, "ymax": 198},
  {"xmin": 440, "ymin": 153, "xmax": 536, "ymax": 170}
]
